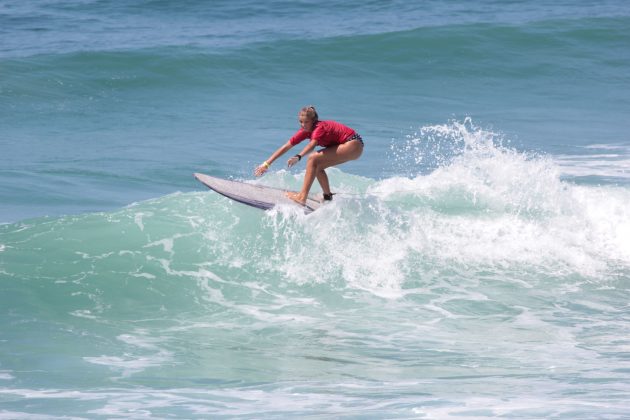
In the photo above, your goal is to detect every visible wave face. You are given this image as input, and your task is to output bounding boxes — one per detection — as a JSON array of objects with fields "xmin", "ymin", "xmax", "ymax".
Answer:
[{"xmin": 2, "ymin": 121, "xmax": 629, "ymax": 417}]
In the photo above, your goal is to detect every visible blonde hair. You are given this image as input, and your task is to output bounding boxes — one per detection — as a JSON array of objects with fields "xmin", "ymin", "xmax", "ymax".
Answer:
[{"xmin": 299, "ymin": 105, "xmax": 319, "ymax": 123}]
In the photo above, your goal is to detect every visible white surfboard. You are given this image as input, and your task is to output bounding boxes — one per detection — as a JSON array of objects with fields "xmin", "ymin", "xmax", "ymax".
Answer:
[{"xmin": 194, "ymin": 173, "xmax": 321, "ymax": 214}]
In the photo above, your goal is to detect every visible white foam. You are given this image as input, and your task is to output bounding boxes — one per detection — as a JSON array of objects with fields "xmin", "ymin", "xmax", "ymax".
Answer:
[
  {"xmin": 0, "ymin": 411, "xmax": 84, "ymax": 420},
  {"xmin": 0, "ymin": 371, "xmax": 14, "ymax": 380},
  {"xmin": 583, "ymin": 144, "xmax": 629, "ymax": 150},
  {"xmin": 552, "ymin": 143, "xmax": 630, "ymax": 180},
  {"xmin": 269, "ymin": 120, "xmax": 630, "ymax": 295},
  {"xmin": 133, "ymin": 211, "xmax": 150, "ymax": 231},
  {"xmin": 83, "ymin": 331, "xmax": 173, "ymax": 378},
  {"xmin": 555, "ymin": 155, "xmax": 630, "ymax": 179},
  {"xmin": 0, "ymin": 378, "xmax": 627, "ymax": 419},
  {"xmin": 69, "ymin": 310, "xmax": 98, "ymax": 319},
  {"xmin": 131, "ymin": 272, "xmax": 156, "ymax": 279},
  {"xmin": 144, "ymin": 238, "xmax": 174, "ymax": 253}
]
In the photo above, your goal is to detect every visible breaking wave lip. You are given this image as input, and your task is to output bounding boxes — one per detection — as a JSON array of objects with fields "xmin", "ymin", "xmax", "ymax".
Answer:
[
  {"xmin": 241, "ymin": 119, "xmax": 630, "ymax": 297},
  {"xmin": 379, "ymin": 119, "xmax": 630, "ymax": 268}
]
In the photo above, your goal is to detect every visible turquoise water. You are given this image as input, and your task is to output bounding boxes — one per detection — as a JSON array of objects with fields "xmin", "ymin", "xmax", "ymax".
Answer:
[{"xmin": 1, "ymin": 1, "xmax": 630, "ymax": 418}]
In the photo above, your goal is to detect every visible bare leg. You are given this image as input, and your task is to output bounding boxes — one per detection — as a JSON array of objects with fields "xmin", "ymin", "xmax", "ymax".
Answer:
[
  {"xmin": 287, "ymin": 140, "xmax": 363, "ymax": 204},
  {"xmin": 316, "ymin": 168, "xmax": 331, "ymax": 195},
  {"xmin": 290, "ymin": 155, "xmax": 319, "ymax": 202}
]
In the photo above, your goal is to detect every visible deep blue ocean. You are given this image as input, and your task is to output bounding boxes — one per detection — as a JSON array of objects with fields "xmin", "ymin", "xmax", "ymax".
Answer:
[{"xmin": 1, "ymin": 1, "xmax": 630, "ymax": 418}]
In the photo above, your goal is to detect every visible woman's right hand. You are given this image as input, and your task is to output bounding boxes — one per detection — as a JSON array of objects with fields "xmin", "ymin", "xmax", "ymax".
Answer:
[{"xmin": 254, "ymin": 163, "xmax": 268, "ymax": 177}]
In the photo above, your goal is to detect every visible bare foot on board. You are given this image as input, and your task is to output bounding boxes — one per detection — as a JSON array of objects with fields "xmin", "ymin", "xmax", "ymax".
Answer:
[{"xmin": 286, "ymin": 191, "xmax": 307, "ymax": 205}]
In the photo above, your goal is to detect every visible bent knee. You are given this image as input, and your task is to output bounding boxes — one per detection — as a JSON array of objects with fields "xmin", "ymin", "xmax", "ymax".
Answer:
[{"xmin": 307, "ymin": 153, "xmax": 322, "ymax": 166}]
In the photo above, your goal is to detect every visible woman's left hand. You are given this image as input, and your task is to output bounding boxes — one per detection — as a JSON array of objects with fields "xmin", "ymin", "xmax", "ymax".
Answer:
[{"xmin": 287, "ymin": 156, "xmax": 300, "ymax": 168}]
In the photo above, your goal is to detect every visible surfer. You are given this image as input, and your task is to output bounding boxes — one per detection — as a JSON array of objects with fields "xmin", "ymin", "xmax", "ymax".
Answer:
[{"xmin": 254, "ymin": 106, "xmax": 364, "ymax": 204}]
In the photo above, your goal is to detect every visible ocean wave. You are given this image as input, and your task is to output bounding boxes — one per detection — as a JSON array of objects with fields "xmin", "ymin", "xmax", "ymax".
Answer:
[
  {"xmin": 3, "ymin": 14, "xmax": 629, "ymax": 92},
  {"xmin": 1, "ymin": 120, "xmax": 628, "ymax": 311},
  {"xmin": 1, "ymin": 122, "xmax": 629, "ymax": 419},
  {"xmin": 2, "ymin": 0, "xmax": 629, "ymax": 58}
]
